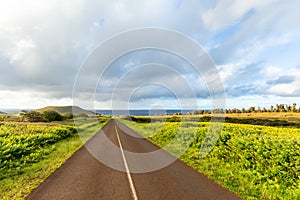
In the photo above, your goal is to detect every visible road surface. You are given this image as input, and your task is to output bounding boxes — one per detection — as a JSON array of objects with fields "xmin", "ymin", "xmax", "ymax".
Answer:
[{"xmin": 27, "ymin": 119, "xmax": 242, "ymax": 200}]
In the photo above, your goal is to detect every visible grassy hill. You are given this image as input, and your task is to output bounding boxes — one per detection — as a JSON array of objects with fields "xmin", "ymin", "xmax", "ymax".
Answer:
[{"xmin": 35, "ymin": 106, "xmax": 95, "ymax": 116}]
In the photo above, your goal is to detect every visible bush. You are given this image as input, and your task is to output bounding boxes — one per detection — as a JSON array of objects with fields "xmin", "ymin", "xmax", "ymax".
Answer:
[
  {"xmin": 41, "ymin": 111, "xmax": 63, "ymax": 122},
  {"xmin": 166, "ymin": 116, "xmax": 181, "ymax": 122},
  {"xmin": 0, "ymin": 124, "xmax": 77, "ymax": 178},
  {"xmin": 24, "ymin": 111, "xmax": 63, "ymax": 122},
  {"xmin": 63, "ymin": 113, "xmax": 74, "ymax": 120},
  {"xmin": 24, "ymin": 111, "xmax": 42, "ymax": 122}
]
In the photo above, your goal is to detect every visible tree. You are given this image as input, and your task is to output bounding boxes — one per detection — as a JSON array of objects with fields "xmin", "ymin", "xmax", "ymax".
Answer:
[
  {"xmin": 20, "ymin": 110, "xmax": 28, "ymax": 121},
  {"xmin": 275, "ymin": 104, "xmax": 279, "ymax": 112},
  {"xmin": 24, "ymin": 111, "xmax": 42, "ymax": 122},
  {"xmin": 286, "ymin": 104, "xmax": 291, "ymax": 112},
  {"xmin": 200, "ymin": 110, "xmax": 207, "ymax": 114},
  {"xmin": 292, "ymin": 103, "xmax": 297, "ymax": 112},
  {"xmin": 257, "ymin": 106, "xmax": 261, "ymax": 113},
  {"xmin": 42, "ymin": 111, "xmax": 63, "ymax": 122},
  {"xmin": 248, "ymin": 107, "xmax": 256, "ymax": 113},
  {"xmin": 192, "ymin": 110, "xmax": 200, "ymax": 115},
  {"xmin": 270, "ymin": 105, "xmax": 274, "ymax": 112},
  {"xmin": 279, "ymin": 104, "xmax": 285, "ymax": 112}
]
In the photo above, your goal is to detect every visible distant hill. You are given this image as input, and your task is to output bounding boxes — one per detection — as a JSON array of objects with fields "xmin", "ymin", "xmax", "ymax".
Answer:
[
  {"xmin": 0, "ymin": 111, "xmax": 7, "ymax": 114},
  {"xmin": 35, "ymin": 106, "xmax": 95, "ymax": 116}
]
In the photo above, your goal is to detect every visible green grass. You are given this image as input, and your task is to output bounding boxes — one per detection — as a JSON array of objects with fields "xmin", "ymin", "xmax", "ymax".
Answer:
[
  {"xmin": 120, "ymin": 119, "xmax": 300, "ymax": 200},
  {"xmin": 0, "ymin": 119, "xmax": 108, "ymax": 200},
  {"xmin": 123, "ymin": 113, "xmax": 300, "ymax": 127}
]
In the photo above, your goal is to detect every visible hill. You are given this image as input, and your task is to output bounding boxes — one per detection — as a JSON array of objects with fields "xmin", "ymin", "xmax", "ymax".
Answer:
[
  {"xmin": 0, "ymin": 111, "xmax": 7, "ymax": 115},
  {"xmin": 35, "ymin": 106, "xmax": 95, "ymax": 116}
]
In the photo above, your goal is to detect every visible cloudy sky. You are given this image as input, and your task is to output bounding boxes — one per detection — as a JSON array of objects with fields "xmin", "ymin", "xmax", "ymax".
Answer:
[{"xmin": 0, "ymin": 0, "xmax": 300, "ymax": 110}]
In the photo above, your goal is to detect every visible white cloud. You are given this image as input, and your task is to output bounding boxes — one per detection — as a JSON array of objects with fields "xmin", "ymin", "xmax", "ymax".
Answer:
[
  {"xmin": 0, "ymin": 90, "xmax": 72, "ymax": 109},
  {"xmin": 201, "ymin": 0, "xmax": 275, "ymax": 32},
  {"xmin": 217, "ymin": 62, "xmax": 244, "ymax": 83},
  {"xmin": 262, "ymin": 65, "xmax": 300, "ymax": 96},
  {"xmin": 261, "ymin": 65, "xmax": 283, "ymax": 79},
  {"xmin": 260, "ymin": 65, "xmax": 300, "ymax": 79},
  {"xmin": 0, "ymin": 0, "xmax": 299, "ymax": 109},
  {"xmin": 235, "ymin": 33, "xmax": 293, "ymax": 58},
  {"xmin": 268, "ymin": 83, "xmax": 299, "ymax": 96}
]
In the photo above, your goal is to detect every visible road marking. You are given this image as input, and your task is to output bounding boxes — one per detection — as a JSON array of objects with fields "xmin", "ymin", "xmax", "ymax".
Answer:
[{"xmin": 115, "ymin": 125, "xmax": 138, "ymax": 200}]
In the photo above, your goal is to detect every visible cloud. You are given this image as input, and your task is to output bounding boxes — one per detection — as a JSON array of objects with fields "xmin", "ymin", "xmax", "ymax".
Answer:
[
  {"xmin": 201, "ymin": 0, "xmax": 273, "ymax": 32},
  {"xmin": 268, "ymin": 83, "xmax": 300, "ymax": 97},
  {"xmin": 201, "ymin": 0, "xmax": 300, "ymax": 101},
  {"xmin": 262, "ymin": 65, "xmax": 300, "ymax": 97},
  {"xmin": 267, "ymin": 76, "xmax": 295, "ymax": 85},
  {"xmin": 95, "ymin": 61, "xmax": 208, "ymax": 101},
  {"xmin": 0, "ymin": 90, "xmax": 72, "ymax": 109},
  {"xmin": 0, "ymin": 1, "xmax": 209, "ymax": 99},
  {"xmin": 0, "ymin": 1, "xmax": 300, "ymax": 109},
  {"xmin": 206, "ymin": 0, "xmax": 299, "ymax": 65}
]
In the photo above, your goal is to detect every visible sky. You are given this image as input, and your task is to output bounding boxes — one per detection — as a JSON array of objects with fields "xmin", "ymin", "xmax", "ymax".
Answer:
[{"xmin": 0, "ymin": 0, "xmax": 300, "ymax": 110}]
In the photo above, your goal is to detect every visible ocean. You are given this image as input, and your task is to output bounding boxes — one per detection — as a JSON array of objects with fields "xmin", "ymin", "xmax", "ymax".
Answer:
[
  {"xmin": 1, "ymin": 108, "xmax": 196, "ymax": 116},
  {"xmin": 95, "ymin": 109, "xmax": 194, "ymax": 116}
]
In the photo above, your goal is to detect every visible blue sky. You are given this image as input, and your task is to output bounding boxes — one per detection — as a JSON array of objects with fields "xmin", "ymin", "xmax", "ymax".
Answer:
[{"xmin": 0, "ymin": 0, "xmax": 300, "ymax": 110}]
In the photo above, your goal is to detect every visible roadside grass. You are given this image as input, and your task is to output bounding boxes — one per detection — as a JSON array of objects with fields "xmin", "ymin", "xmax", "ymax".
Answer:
[
  {"xmin": 120, "ymin": 118, "xmax": 300, "ymax": 200},
  {"xmin": 0, "ymin": 118, "xmax": 108, "ymax": 200}
]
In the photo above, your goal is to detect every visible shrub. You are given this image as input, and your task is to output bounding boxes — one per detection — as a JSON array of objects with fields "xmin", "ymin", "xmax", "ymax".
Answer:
[
  {"xmin": 24, "ymin": 111, "xmax": 42, "ymax": 122},
  {"xmin": 63, "ymin": 113, "xmax": 74, "ymax": 120},
  {"xmin": 42, "ymin": 111, "xmax": 63, "ymax": 122}
]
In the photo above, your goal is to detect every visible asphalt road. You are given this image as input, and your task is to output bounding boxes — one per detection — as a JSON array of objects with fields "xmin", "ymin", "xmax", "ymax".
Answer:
[{"xmin": 27, "ymin": 119, "xmax": 242, "ymax": 200}]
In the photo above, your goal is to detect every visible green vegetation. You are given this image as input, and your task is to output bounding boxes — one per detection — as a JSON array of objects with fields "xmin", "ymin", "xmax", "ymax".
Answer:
[
  {"xmin": 0, "ymin": 105, "xmax": 96, "ymax": 123},
  {"xmin": 0, "ymin": 123, "xmax": 76, "ymax": 179},
  {"xmin": 226, "ymin": 112, "xmax": 300, "ymax": 125},
  {"xmin": 0, "ymin": 117, "xmax": 108, "ymax": 200},
  {"xmin": 125, "ymin": 113, "xmax": 300, "ymax": 128},
  {"xmin": 21, "ymin": 110, "xmax": 64, "ymax": 122},
  {"xmin": 121, "ymin": 118, "xmax": 300, "ymax": 200}
]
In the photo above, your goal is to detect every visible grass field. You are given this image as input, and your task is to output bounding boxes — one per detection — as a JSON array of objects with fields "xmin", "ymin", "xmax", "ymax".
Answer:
[
  {"xmin": 224, "ymin": 112, "xmax": 300, "ymax": 125},
  {"xmin": 125, "ymin": 112, "xmax": 300, "ymax": 128},
  {"xmin": 121, "ymin": 117, "xmax": 300, "ymax": 200},
  {"xmin": 0, "ymin": 117, "xmax": 108, "ymax": 200},
  {"xmin": 2, "ymin": 113, "xmax": 299, "ymax": 199}
]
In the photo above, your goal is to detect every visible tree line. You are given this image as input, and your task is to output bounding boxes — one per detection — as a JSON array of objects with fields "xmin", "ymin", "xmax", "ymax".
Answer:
[
  {"xmin": 20, "ymin": 110, "xmax": 93, "ymax": 122},
  {"xmin": 20, "ymin": 110, "xmax": 72, "ymax": 122},
  {"xmin": 188, "ymin": 103, "xmax": 300, "ymax": 115},
  {"xmin": 225, "ymin": 103, "xmax": 299, "ymax": 114}
]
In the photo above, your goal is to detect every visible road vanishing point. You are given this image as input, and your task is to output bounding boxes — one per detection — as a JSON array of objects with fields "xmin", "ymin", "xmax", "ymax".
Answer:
[{"xmin": 27, "ymin": 119, "xmax": 242, "ymax": 200}]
